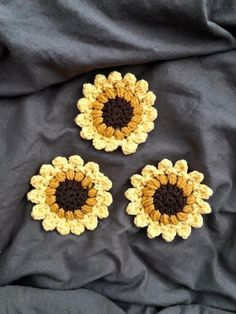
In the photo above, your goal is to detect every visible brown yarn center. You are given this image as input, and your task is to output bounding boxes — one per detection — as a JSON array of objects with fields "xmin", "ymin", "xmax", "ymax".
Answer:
[
  {"xmin": 102, "ymin": 97, "xmax": 133, "ymax": 129},
  {"xmin": 153, "ymin": 184, "xmax": 186, "ymax": 215},
  {"xmin": 55, "ymin": 179, "xmax": 88, "ymax": 211}
]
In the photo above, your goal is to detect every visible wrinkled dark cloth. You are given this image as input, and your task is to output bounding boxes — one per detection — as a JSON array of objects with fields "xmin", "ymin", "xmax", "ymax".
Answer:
[{"xmin": 0, "ymin": 0, "xmax": 236, "ymax": 313}]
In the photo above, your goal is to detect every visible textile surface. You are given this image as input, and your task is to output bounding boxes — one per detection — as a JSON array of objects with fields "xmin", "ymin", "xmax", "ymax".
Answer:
[{"xmin": 0, "ymin": 0, "xmax": 236, "ymax": 313}]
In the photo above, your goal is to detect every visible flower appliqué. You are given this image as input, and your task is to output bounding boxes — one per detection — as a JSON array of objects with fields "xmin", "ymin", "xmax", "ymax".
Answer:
[
  {"xmin": 125, "ymin": 159, "xmax": 213, "ymax": 242},
  {"xmin": 27, "ymin": 156, "xmax": 113, "ymax": 236},
  {"xmin": 75, "ymin": 71, "xmax": 157, "ymax": 154}
]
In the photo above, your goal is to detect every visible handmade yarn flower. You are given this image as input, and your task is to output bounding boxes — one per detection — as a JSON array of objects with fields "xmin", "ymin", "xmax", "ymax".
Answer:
[
  {"xmin": 27, "ymin": 155, "xmax": 113, "ymax": 236},
  {"xmin": 125, "ymin": 159, "xmax": 213, "ymax": 242},
  {"xmin": 75, "ymin": 71, "xmax": 157, "ymax": 154}
]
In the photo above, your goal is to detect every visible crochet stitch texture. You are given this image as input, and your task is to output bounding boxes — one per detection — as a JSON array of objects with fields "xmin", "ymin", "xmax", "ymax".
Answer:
[
  {"xmin": 75, "ymin": 71, "xmax": 158, "ymax": 154},
  {"xmin": 27, "ymin": 155, "xmax": 113, "ymax": 236},
  {"xmin": 125, "ymin": 159, "xmax": 213, "ymax": 242}
]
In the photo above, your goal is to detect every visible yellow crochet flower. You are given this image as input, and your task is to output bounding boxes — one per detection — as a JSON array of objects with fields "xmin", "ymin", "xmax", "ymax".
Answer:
[
  {"xmin": 75, "ymin": 71, "xmax": 157, "ymax": 155},
  {"xmin": 125, "ymin": 159, "xmax": 213, "ymax": 242},
  {"xmin": 27, "ymin": 155, "xmax": 113, "ymax": 236}
]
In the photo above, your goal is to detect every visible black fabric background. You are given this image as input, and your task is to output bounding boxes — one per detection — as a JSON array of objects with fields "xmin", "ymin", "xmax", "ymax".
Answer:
[{"xmin": 0, "ymin": 0, "xmax": 236, "ymax": 313}]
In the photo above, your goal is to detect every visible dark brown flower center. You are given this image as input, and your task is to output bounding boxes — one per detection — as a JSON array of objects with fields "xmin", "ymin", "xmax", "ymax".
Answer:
[
  {"xmin": 55, "ymin": 179, "xmax": 88, "ymax": 211},
  {"xmin": 102, "ymin": 97, "xmax": 133, "ymax": 129},
  {"xmin": 153, "ymin": 184, "xmax": 186, "ymax": 215}
]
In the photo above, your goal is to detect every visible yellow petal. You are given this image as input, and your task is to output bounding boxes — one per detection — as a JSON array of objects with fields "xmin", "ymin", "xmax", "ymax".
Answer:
[
  {"xmin": 92, "ymin": 136, "xmax": 106, "ymax": 150},
  {"xmin": 83, "ymin": 214, "xmax": 98, "ymax": 230},
  {"xmin": 75, "ymin": 113, "xmax": 92, "ymax": 127},
  {"xmin": 68, "ymin": 155, "xmax": 84, "ymax": 168},
  {"xmin": 121, "ymin": 141, "xmax": 138, "ymax": 155},
  {"xmin": 39, "ymin": 164, "xmax": 56, "ymax": 179},
  {"xmin": 147, "ymin": 222, "xmax": 162, "ymax": 238},
  {"xmin": 52, "ymin": 156, "xmax": 68, "ymax": 170},
  {"xmin": 56, "ymin": 218, "xmax": 71, "ymax": 235},
  {"xmin": 42, "ymin": 213, "xmax": 59, "ymax": 231},
  {"xmin": 162, "ymin": 226, "xmax": 177, "ymax": 242},
  {"xmin": 189, "ymin": 213, "xmax": 203, "ymax": 228},
  {"xmin": 188, "ymin": 171, "xmax": 204, "ymax": 183},
  {"xmin": 96, "ymin": 206, "xmax": 109, "ymax": 219},
  {"xmin": 134, "ymin": 213, "xmax": 150, "ymax": 227},
  {"xmin": 94, "ymin": 74, "xmax": 107, "ymax": 88},
  {"xmin": 27, "ymin": 189, "xmax": 45, "ymax": 204},
  {"xmin": 80, "ymin": 126, "xmax": 95, "ymax": 140},
  {"xmin": 174, "ymin": 160, "xmax": 188, "ymax": 174},
  {"xmin": 77, "ymin": 98, "xmax": 91, "ymax": 112},
  {"xmin": 130, "ymin": 174, "xmax": 144, "ymax": 188},
  {"xmin": 126, "ymin": 202, "xmax": 142, "ymax": 215},
  {"xmin": 196, "ymin": 200, "xmax": 212, "ymax": 214},
  {"xmin": 125, "ymin": 188, "xmax": 140, "ymax": 201},
  {"xmin": 104, "ymin": 140, "xmax": 119, "ymax": 152},
  {"xmin": 195, "ymin": 184, "xmax": 213, "ymax": 199},
  {"xmin": 31, "ymin": 204, "xmax": 50, "ymax": 220},
  {"xmin": 108, "ymin": 71, "xmax": 122, "ymax": 83},
  {"xmin": 69, "ymin": 220, "xmax": 85, "ymax": 236},
  {"xmin": 177, "ymin": 225, "xmax": 192, "ymax": 239},
  {"xmin": 30, "ymin": 175, "xmax": 48, "ymax": 189},
  {"xmin": 83, "ymin": 83, "xmax": 99, "ymax": 100},
  {"xmin": 142, "ymin": 91, "xmax": 156, "ymax": 106}
]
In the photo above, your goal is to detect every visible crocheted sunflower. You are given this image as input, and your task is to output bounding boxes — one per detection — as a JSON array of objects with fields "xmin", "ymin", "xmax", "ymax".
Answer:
[
  {"xmin": 75, "ymin": 71, "xmax": 157, "ymax": 154},
  {"xmin": 27, "ymin": 156, "xmax": 112, "ymax": 236},
  {"xmin": 125, "ymin": 159, "xmax": 213, "ymax": 242}
]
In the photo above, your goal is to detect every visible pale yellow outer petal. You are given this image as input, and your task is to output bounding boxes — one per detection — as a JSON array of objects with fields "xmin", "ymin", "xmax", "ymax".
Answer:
[
  {"xmin": 141, "ymin": 165, "xmax": 160, "ymax": 178},
  {"xmin": 177, "ymin": 225, "xmax": 192, "ymax": 239},
  {"xmin": 56, "ymin": 218, "xmax": 71, "ymax": 235},
  {"xmin": 77, "ymin": 98, "xmax": 92, "ymax": 112},
  {"xmin": 99, "ymin": 191, "xmax": 113, "ymax": 206},
  {"xmin": 142, "ymin": 91, "xmax": 156, "ymax": 106},
  {"xmin": 42, "ymin": 213, "xmax": 59, "ymax": 231},
  {"xmin": 130, "ymin": 131, "xmax": 148, "ymax": 144},
  {"xmin": 69, "ymin": 220, "xmax": 85, "ymax": 236},
  {"xmin": 104, "ymin": 140, "xmax": 119, "ymax": 152},
  {"xmin": 80, "ymin": 126, "xmax": 96, "ymax": 140},
  {"xmin": 157, "ymin": 159, "xmax": 173, "ymax": 172},
  {"xmin": 144, "ymin": 107, "xmax": 158, "ymax": 122},
  {"xmin": 126, "ymin": 202, "xmax": 142, "ymax": 215},
  {"xmin": 94, "ymin": 173, "xmax": 112, "ymax": 190},
  {"xmin": 123, "ymin": 73, "xmax": 137, "ymax": 90},
  {"xmin": 197, "ymin": 200, "xmax": 212, "ymax": 214},
  {"xmin": 31, "ymin": 204, "xmax": 50, "ymax": 220},
  {"xmin": 83, "ymin": 83, "xmax": 99, "ymax": 100},
  {"xmin": 161, "ymin": 226, "xmax": 177, "ymax": 242},
  {"xmin": 125, "ymin": 188, "xmax": 141, "ymax": 201},
  {"xmin": 94, "ymin": 74, "xmax": 108, "ymax": 88},
  {"xmin": 52, "ymin": 156, "xmax": 68, "ymax": 171},
  {"xmin": 95, "ymin": 206, "xmax": 109, "ymax": 219},
  {"xmin": 75, "ymin": 113, "xmax": 92, "ymax": 127},
  {"xmin": 92, "ymin": 135, "xmax": 107, "ymax": 150},
  {"xmin": 39, "ymin": 164, "xmax": 56, "ymax": 179},
  {"xmin": 174, "ymin": 160, "xmax": 188, "ymax": 174},
  {"xmin": 121, "ymin": 140, "xmax": 138, "ymax": 155},
  {"xmin": 189, "ymin": 213, "xmax": 203, "ymax": 228},
  {"xmin": 30, "ymin": 175, "xmax": 48, "ymax": 190},
  {"xmin": 130, "ymin": 174, "xmax": 144, "ymax": 188},
  {"xmin": 147, "ymin": 222, "xmax": 162, "ymax": 239},
  {"xmin": 83, "ymin": 214, "xmax": 98, "ymax": 230},
  {"xmin": 68, "ymin": 155, "xmax": 84, "ymax": 168},
  {"xmin": 195, "ymin": 184, "xmax": 213, "ymax": 199},
  {"xmin": 108, "ymin": 71, "xmax": 122, "ymax": 83},
  {"xmin": 188, "ymin": 171, "xmax": 204, "ymax": 183},
  {"xmin": 27, "ymin": 189, "xmax": 46, "ymax": 204},
  {"xmin": 84, "ymin": 161, "xmax": 100, "ymax": 174},
  {"xmin": 134, "ymin": 213, "xmax": 150, "ymax": 228},
  {"xmin": 135, "ymin": 80, "xmax": 149, "ymax": 94},
  {"xmin": 139, "ymin": 121, "xmax": 154, "ymax": 133}
]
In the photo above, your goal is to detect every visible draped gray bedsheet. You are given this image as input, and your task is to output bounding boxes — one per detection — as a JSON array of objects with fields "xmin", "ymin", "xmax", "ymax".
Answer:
[{"xmin": 0, "ymin": 0, "xmax": 236, "ymax": 313}]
